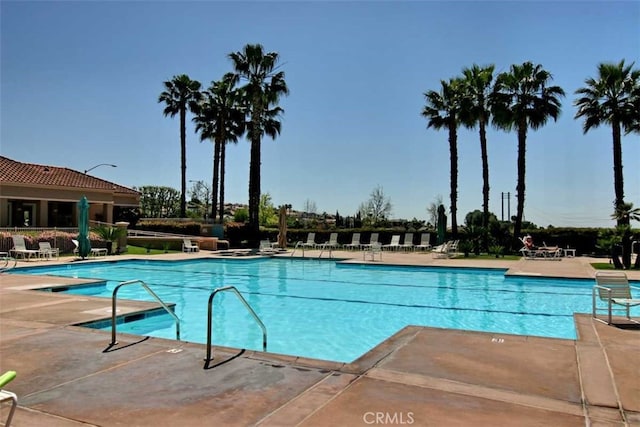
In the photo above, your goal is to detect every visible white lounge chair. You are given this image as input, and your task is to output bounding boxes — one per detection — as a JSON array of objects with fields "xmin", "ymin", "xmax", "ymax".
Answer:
[
  {"xmin": 72, "ymin": 239, "xmax": 108, "ymax": 257},
  {"xmin": 0, "ymin": 370, "xmax": 17, "ymax": 427},
  {"xmin": 320, "ymin": 233, "xmax": 340, "ymax": 250},
  {"xmin": 363, "ymin": 242, "xmax": 382, "ymax": 261},
  {"xmin": 415, "ymin": 233, "xmax": 432, "ymax": 251},
  {"xmin": 400, "ymin": 233, "xmax": 414, "ymax": 251},
  {"xmin": 38, "ymin": 241, "xmax": 60, "ymax": 260},
  {"xmin": 259, "ymin": 240, "xmax": 276, "ymax": 255},
  {"xmin": 345, "ymin": 233, "xmax": 362, "ymax": 250},
  {"xmin": 300, "ymin": 233, "xmax": 316, "ymax": 249},
  {"xmin": 593, "ymin": 271, "xmax": 640, "ymax": 324},
  {"xmin": 182, "ymin": 239, "xmax": 199, "ymax": 253},
  {"xmin": 383, "ymin": 235, "xmax": 401, "ymax": 251},
  {"xmin": 432, "ymin": 240, "xmax": 458, "ymax": 258},
  {"xmin": 10, "ymin": 235, "xmax": 40, "ymax": 260},
  {"xmin": 362, "ymin": 233, "xmax": 379, "ymax": 250}
]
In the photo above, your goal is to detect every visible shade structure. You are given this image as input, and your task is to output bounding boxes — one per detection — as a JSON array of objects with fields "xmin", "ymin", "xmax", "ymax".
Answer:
[
  {"xmin": 437, "ymin": 204, "xmax": 447, "ymax": 245},
  {"xmin": 277, "ymin": 206, "xmax": 287, "ymax": 248},
  {"xmin": 77, "ymin": 196, "xmax": 91, "ymax": 259}
]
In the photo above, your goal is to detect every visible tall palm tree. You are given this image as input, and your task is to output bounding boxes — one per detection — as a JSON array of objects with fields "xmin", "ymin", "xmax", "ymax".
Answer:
[
  {"xmin": 574, "ymin": 60, "xmax": 640, "ymax": 226},
  {"xmin": 611, "ymin": 202, "xmax": 640, "ymax": 269},
  {"xmin": 490, "ymin": 62, "xmax": 565, "ymax": 242},
  {"xmin": 158, "ymin": 74, "xmax": 202, "ymax": 218},
  {"xmin": 459, "ymin": 64, "xmax": 495, "ymax": 236},
  {"xmin": 229, "ymin": 44, "xmax": 289, "ymax": 236},
  {"xmin": 422, "ymin": 78, "xmax": 465, "ymax": 238},
  {"xmin": 193, "ymin": 73, "xmax": 245, "ymax": 223}
]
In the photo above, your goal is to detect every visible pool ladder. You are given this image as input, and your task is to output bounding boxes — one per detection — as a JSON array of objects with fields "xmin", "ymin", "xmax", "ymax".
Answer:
[
  {"xmin": 206, "ymin": 286, "xmax": 267, "ymax": 363},
  {"xmin": 0, "ymin": 256, "xmax": 17, "ymax": 273},
  {"xmin": 110, "ymin": 279, "xmax": 181, "ymax": 346}
]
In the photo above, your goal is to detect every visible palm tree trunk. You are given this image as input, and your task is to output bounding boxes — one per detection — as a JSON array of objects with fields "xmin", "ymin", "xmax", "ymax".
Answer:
[
  {"xmin": 448, "ymin": 121, "xmax": 458, "ymax": 238},
  {"xmin": 180, "ymin": 107, "xmax": 187, "ymax": 218},
  {"xmin": 479, "ymin": 119, "xmax": 490, "ymax": 248},
  {"xmin": 612, "ymin": 120, "xmax": 626, "ymax": 226},
  {"xmin": 211, "ymin": 137, "xmax": 221, "ymax": 223},
  {"xmin": 219, "ymin": 140, "xmax": 227, "ymax": 224},
  {"xmin": 513, "ymin": 120, "xmax": 527, "ymax": 243},
  {"xmin": 249, "ymin": 134, "xmax": 261, "ymax": 236}
]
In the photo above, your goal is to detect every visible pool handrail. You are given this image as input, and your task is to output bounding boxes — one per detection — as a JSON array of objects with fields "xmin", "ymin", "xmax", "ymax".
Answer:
[
  {"xmin": 110, "ymin": 279, "xmax": 181, "ymax": 345},
  {"xmin": 206, "ymin": 286, "xmax": 267, "ymax": 364},
  {"xmin": 0, "ymin": 255, "xmax": 17, "ymax": 273}
]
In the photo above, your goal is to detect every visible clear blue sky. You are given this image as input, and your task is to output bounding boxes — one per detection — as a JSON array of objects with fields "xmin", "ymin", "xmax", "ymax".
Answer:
[{"xmin": 2, "ymin": 1, "xmax": 639, "ymax": 227}]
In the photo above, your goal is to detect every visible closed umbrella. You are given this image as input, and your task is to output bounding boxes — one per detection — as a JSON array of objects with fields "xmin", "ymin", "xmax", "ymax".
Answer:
[
  {"xmin": 277, "ymin": 206, "xmax": 288, "ymax": 249},
  {"xmin": 437, "ymin": 204, "xmax": 447, "ymax": 245},
  {"xmin": 77, "ymin": 196, "xmax": 91, "ymax": 259}
]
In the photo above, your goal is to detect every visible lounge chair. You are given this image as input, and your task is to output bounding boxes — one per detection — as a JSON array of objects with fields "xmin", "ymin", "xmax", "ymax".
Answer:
[
  {"xmin": 320, "ymin": 233, "xmax": 340, "ymax": 250},
  {"xmin": 415, "ymin": 233, "xmax": 432, "ymax": 251},
  {"xmin": 38, "ymin": 241, "xmax": 60, "ymax": 260},
  {"xmin": 258, "ymin": 240, "xmax": 276, "ymax": 255},
  {"xmin": 300, "ymin": 232, "xmax": 317, "ymax": 249},
  {"xmin": 363, "ymin": 242, "xmax": 382, "ymax": 261},
  {"xmin": 432, "ymin": 240, "xmax": 458, "ymax": 258},
  {"xmin": 362, "ymin": 233, "xmax": 379, "ymax": 250},
  {"xmin": 72, "ymin": 239, "xmax": 108, "ymax": 257},
  {"xmin": 383, "ymin": 235, "xmax": 401, "ymax": 251},
  {"xmin": 182, "ymin": 239, "xmax": 200, "ymax": 253},
  {"xmin": 400, "ymin": 233, "xmax": 414, "ymax": 251},
  {"xmin": 593, "ymin": 271, "xmax": 640, "ymax": 324},
  {"xmin": 519, "ymin": 237, "xmax": 561, "ymax": 260},
  {"xmin": 344, "ymin": 233, "xmax": 362, "ymax": 250},
  {"xmin": 0, "ymin": 370, "xmax": 17, "ymax": 427},
  {"xmin": 10, "ymin": 235, "xmax": 40, "ymax": 260}
]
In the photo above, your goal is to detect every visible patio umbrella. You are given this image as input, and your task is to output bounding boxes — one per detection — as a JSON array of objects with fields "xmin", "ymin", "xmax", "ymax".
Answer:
[
  {"xmin": 437, "ymin": 204, "xmax": 447, "ymax": 245},
  {"xmin": 277, "ymin": 205, "xmax": 287, "ymax": 248},
  {"xmin": 77, "ymin": 196, "xmax": 91, "ymax": 259}
]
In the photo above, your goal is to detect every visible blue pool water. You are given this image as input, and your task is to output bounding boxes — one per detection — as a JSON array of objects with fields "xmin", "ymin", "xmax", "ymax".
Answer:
[{"xmin": 15, "ymin": 259, "xmax": 636, "ymax": 363}]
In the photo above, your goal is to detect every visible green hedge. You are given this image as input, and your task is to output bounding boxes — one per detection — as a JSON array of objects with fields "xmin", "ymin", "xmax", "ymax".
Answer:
[{"xmin": 135, "ymin": 220, "xmax": 202, "ymax": 236}]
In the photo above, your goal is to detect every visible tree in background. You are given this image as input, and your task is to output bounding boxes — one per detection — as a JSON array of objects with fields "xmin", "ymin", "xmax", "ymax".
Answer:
[
  {"xmin": 459, "ymin": 64, "xmax": 495, "ymax": 236},
  {"xmin": 158, "ymin": 74, "xmax": 203, "ymax": 218},
  {"xmin": 137, "ymin": 186, "xmax": 181, "ymax": 218},
  {"xmin": 491, "ymin": 62, "xmax": 565, "ymax": 243},
  {"xmin": 359, "ymin": 185, "xmax": 392, "ymax": 227},
  {"xmin": 426, "ymin": 195, "xmax": 444, "ymax": 228},
  {"xmin": 422, "ymin": 78, "xmax": 464, "ymax": 238},
  {"xmin": 258, "ymin": 193, "xmax": 278, "ymax": 226},
  {"xmin": 574, "ymin": 60, "xmax": 640, "ymax": 227},
  {"xmin": 188, "ymin": 180, "xmax": 212, "ymax": 220},
  {"xmin": 193, "ymin": 72, "xmax": 245, "ymax": 223},
  {"xmin": 229, "ymin": 44, "xmax": 289, "ymax": 237}
]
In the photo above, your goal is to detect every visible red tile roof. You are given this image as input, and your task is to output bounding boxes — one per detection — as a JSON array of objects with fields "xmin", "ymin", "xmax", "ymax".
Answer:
[{"xmin": 0, "ymin": 156, "xmax": 139, "ymax": 195}]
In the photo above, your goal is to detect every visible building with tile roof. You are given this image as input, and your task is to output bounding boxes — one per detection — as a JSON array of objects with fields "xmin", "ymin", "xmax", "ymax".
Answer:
[{"xmin": 0, "ymin": 156, "xmax": 140, "ymax": 227}]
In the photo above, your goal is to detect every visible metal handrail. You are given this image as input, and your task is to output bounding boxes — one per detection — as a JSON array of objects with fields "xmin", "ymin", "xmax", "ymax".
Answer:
[
  {"xmin": 0, "ymin": 255, "xmax": 17, "ymax": 273},
  {"xmin": 205, "ymin": 286, "xmax": 267, "ymax": 363},
  {"xmin": 110, "ymin": 279, "xmax": 180, "ymax": 345}
]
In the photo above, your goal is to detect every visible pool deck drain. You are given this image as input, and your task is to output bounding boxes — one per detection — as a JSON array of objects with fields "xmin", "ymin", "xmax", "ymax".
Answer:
[{"xmin": 0, "ymin": 252, "xmax": 638, "ymax": 426}]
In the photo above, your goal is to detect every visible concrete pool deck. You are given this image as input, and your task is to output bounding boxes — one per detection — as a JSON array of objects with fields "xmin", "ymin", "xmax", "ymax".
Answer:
[{"xmin": 0, "ymin": 251, "xmax": 638, "ymax": 426}]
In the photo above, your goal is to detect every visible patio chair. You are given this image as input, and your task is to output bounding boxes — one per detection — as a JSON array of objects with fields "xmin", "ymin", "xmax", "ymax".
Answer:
[
  {"xmin": 0, "ymin": 370, "xmax": 17, "ymax": 427},
  {"xmin": 415, "ymin": 233, "xmax": 432, "ymax": 251},
  {"xmin": 258, "ymin": 240, "xmax": 276, "ymax": 255},
  {"xmin": 432, "ymin": 240, "xmax": 458, "ymax": 259},
  {"xmin": 344, "ymin": 233, "xmax": 362, "ymax": 250},
  {"xmin": 300, "ymin": 232, "xmax": 317, "ymax": 249},
  {"xmin": 363, "ymin": 242, "xmax": 382, "ymax": 261},
  {"xmin": 383, "ymin": 235, "xmax": 401, "ymax": 251},
  {"xmin": 72, "ymin": 239, "xmax": 108, "ymax": 257},
  {"xmin": 400, "ymin": 233, "xmax": 414, "ymax": 251},
  {"xmin": 38, "ymin": 241, "xmax": 60, "ymax": 260},
  {"xmin": 362, "ymin": 233, "xmax": 379, "ymax": 250},
  {"xmin": 10, "ymin": 235, "xmax": 40, "ymax": 260},
  {"xmin": 320, "ymin": 233, "xmax": 340, "ymax": 250},
  {"xmin": 593, "ymin": 271, "xmax": 640, "ymax": 324},
  {"xmin": 182, "ymin": 239, "xmax": 199, "ymax": 253}
]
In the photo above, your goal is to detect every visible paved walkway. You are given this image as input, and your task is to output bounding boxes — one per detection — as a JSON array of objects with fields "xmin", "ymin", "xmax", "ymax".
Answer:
[{"xmin": 0, "ymin": 251, "xmax": 638, "ymax": 426}]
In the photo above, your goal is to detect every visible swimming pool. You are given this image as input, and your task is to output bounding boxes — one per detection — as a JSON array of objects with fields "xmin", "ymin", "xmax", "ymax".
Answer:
[{"xmin": 15, "ymin": 258, "xmax": 630, "ymax": 363}]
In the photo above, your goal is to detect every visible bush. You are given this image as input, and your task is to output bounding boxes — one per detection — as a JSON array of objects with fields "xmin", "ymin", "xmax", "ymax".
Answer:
[{"xmin": 134, "ymin": 220, "xmax": 201, "ymax": 236}]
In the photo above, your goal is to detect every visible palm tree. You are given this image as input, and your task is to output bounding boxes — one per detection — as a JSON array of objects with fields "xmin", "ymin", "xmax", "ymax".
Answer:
[
  {"xmin": 158, "ymin": 74, "xmax": 203, "ymax": 218},
  {"xmin": 422, "ymin": 78, "xmax": 465, "ymax": 238},
  {"xmin": 193, "ymin": 73, "xmax": 245, "ymax": 223},
  {"xmin": 459, "ymin": 64, "xmax": 495, "ymax": 239},
  {"xmin": 229, "ymin": 44, "xmax": 289, "ymax": 236},
  {"xmin": 611, "ymin": 202, "xmax": 640, "ymax": 269},
  {"xmin": 574, "ymin": 60, "xmax": 640, "ymax": 226},
  {"xmin": 490, "ymin": 62, "xmax": 565, "ymax": 242}
]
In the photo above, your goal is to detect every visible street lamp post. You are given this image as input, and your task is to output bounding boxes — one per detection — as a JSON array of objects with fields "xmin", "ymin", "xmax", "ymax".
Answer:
[{"xmin": 84, "ymin": 164, "xmax": 117, "ymax": 174}]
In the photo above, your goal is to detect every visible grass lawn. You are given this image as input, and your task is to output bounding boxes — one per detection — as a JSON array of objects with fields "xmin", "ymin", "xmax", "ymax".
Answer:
[
  {"xmin": 125, "ymin": 245, "xmax": 180, "ymax": 255},
  {"xmin": 590, "ymin": 262, "xmax": 616, "ymax": 270}
]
